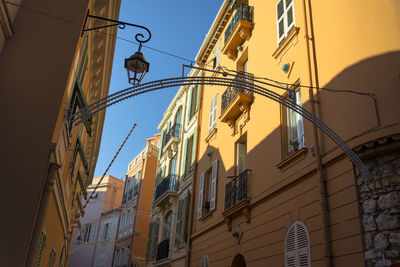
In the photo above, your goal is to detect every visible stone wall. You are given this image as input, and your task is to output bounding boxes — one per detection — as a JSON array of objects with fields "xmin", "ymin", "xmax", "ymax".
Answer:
[{"xmin": 355, "ymin": 137, "xmax": 400, "ymax": 267}]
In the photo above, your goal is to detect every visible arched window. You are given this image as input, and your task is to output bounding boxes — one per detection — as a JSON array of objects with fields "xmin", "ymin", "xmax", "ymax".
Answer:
[
  {"xmin": 201, "ymin": 255, "xmax": 209, "ymax": 267},
  {"xmin": 285, "ymin": 221, "xmax": 311, "ymax": 267}
]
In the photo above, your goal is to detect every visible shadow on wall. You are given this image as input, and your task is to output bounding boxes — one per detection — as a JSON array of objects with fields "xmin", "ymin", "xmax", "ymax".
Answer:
[{"xmin": 318, "ymin": 51, "xmax": 400, "ymax": 152}]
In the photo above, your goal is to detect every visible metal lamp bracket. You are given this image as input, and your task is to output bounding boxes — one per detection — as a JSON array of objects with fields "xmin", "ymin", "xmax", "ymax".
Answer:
[{"xmin": 81, "ymin": 9, "xmax": 151, "ymax": 45}]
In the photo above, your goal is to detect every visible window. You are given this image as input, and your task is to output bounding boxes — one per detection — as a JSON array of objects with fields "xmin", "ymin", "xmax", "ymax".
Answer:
[
  {"xmin": 281, "ymin": 88, "xmax": 304, "ymax": 156},
  {"xmin": 83, "ymin": 223, "xmax": 92, "ymax": 243},
  {"xmin": 183, "ymin": 134, "xmax": 196, "ymax": 175},
  {"xmin": 114, "ymin": 250, "xmax": 119, "ymax": 267},
  {"xmin": 201, "ymin": 255, "xmax": 209, "ymax": 267},
  {"xmin": 236, "ymin": 139, "xmax": 247, "ymax": 175},
  {"xmin": 213, "ymin": 39, "xmax": 221, "ymax": 69},
  {"xmin": 285, "ymin": 221, "xmax": 311, "ymax": 267},
  {"xmin": 48, "ymin": 248, "xmax": 56, "ymax": 267},
  {"xmin": 188, "ymin": 85, "xmax": 199, "ymax": 121},
  {"xmin": 68, "ymin": 82, "xmax": 91, "ymax": 135},
  {"xmin": 34, "ymin": 231, "xmax": 47, "ymax": 267},
  {"xmin": 175, "ymin": 198, "xmax": 184, "ymax": 247},
  {"xmin": 102, "ymin": 223, "xmax": 109, "ymax": 241},
  {"xmin": 183, "ymin": 192, "xmax": 191, "ymax": 242},
  {"xmin": 276, "ymin": 0, "xmax": 295, "ymax": 44},
  {"xmin": 208, "ymin": 93, "xmax": 218, "ymax": 133},
  {"xmin": 163, "ymin": 211, "xmax": 173, "ymax": 241},
  {"xmin": 198, "ymin": 160, "xmax": 218, "ymax": 219}
]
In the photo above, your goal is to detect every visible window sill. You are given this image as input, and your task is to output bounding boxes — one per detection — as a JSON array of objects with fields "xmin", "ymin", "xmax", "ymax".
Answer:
[
  {"xmin": 272, "ymin": 27, "xmax": 300, "ymax": 59},
  {"xmin": 199, "ymin": 209, "xmax": 214, "ymax": 221},
  {"xmin": 276, "ymin": 147, "xmax": 307, "ymax": 170},
  {"xmin": 205, "ymin": 128, "xmax": 217, "ymax": 143}
]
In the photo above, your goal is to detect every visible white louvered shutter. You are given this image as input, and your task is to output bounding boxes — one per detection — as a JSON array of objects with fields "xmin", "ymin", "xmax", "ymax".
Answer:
[
  {"xmin": 208, "ymin": 96, "xmax": 214, "ymax": 133},
  {"xmin": 210, "ymin": 160, "xmax": 218, "ymax": 211},
  {"xmin": 197, "ymin": 172, "xmax": 205, "ymax": 219},
  {"xmin": 212, "ymin": 94, "xmax": 218, "ymax": 129},
  {"xmin": 296, "ymin": 222, "xmax": 311, "ymax": 267},
  {"xmin": 285, "ymin": 221, "xmax": 311, "ymax": 267}
]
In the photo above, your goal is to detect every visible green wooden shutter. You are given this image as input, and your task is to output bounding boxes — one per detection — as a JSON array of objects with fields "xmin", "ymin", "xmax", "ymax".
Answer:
[
  {"xmin": 146, "ymin": 222, "xmax": 153, "ymax": 261},
  {"xmin": 187, "ymin": 88, "xmax": 193, "ymax": 122},
  {"xmin": 151, "ymin": 222, "xmax": 159, "ymax": 259},
  {"xmin": 183, "ymin": 191, "xmax": 191, "ymax": 242},
  {"xmin": 181, "ymin": 139, "xmax": 188, "ymax": 178},
  {"xmin": 175, "ymin": 198, "xmax": 184, "ymax": 247},
  {"xmin": 191, "ymin": 128, "xmax": 197, "ymax": 168}
]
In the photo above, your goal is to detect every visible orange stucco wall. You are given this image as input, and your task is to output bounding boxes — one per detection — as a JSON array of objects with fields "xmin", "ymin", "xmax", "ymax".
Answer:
[{"xmin": 189, "ymin": 0, "xmax": 400, "ymax": 266}]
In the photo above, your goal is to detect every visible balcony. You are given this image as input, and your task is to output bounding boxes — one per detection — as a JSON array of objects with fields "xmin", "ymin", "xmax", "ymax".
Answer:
[
  {"xmin": 220, "ymin": 73, "xmax": 254, "ymax": 133},
  {"xmin": 156, "ymin": 239, "xmax": 170, "ymax": 261},
  {"xmin": 223, "ymin": 170, "xmax": 251, "ymax": 230},
  {"xmin": 154, "ymin": 174, "xmax": 178, "ymax": 207},
  {"xmin": 222, "ymin": 4, "xmax": 254, "ymax": 60},
  {"xmin": 162, "ymin": 123, "xmax": 181, "ymax": 158}
]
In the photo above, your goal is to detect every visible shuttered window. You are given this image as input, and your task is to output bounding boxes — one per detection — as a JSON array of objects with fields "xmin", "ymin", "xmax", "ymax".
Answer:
[
  {"xmin": 276, "ymin": 0, "xmax": 296, "ymax": 44},
  {"xmin": 208, "ymin": 93, "xmax": 218, "ymax": 133},
  {"xmin": 285, "ymin": 221, "xmax": 311, "ymax": 267},
  {"xmin": 197, "ymin": 172, "xmax": 205, "ymax": 219},
  {"xmin": 146, "ymin": 222, "xmax": 153, "ymax": 261},
  {"xmin": 34, "ymin": 231, "xmax": 47, "ymax": 267},
  {"xmin": 183, "ymin": 192, "xmax": 191, "ymax": 242},
  {"xmin": 175, "ymin": 198, "xmax": 184, "ymax": 246},
  {"xmin": 209, "ymin": 160, "xmax": 218, "ymax": 211},
  {"xmin": 48, "ymin": 248, "xmax": 56, "ymax": 267}
]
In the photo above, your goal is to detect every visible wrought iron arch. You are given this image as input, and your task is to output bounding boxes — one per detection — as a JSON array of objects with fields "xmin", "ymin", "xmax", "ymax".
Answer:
[{"xmin": 70, "ymin": 75, "xmax": 372, "ymax": 181}]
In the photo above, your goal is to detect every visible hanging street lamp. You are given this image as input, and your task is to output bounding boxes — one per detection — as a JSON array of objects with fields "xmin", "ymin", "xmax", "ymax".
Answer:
[{"xmin": 81, "ymin": 10, "xmax": 152, "ymax": 85}]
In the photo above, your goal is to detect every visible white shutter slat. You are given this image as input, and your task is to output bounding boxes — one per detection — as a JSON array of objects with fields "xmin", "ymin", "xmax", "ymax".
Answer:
[
  {"xmin": 197, "ymin": 173, "xmax": 205, "ymax": 219},
  {"xmin": 210, "ymin": 160, "xmax": 218, "ymax": 211}
]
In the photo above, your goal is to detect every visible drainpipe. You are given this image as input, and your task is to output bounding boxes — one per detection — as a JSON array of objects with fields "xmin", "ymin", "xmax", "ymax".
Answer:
[
  {"xmin": 25, "ymin": 145, "xmax": 60, "ymax": 266},
  {"xmin": 302, "ymin": 1, "xmax": 332, "ymax": 266},
  {"xmin": 185, "ymin": 67, "xmax": 205, "ymax": 267}
]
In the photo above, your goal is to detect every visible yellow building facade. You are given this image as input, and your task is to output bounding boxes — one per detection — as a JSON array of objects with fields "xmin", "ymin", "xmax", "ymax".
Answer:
[
  {"xmin": 188, "ymin": 0, "xmax": 400, "ymax": 267},
  {"xmin": 0, "ymin": 0, "xmax": 120, "ymax": 266}
]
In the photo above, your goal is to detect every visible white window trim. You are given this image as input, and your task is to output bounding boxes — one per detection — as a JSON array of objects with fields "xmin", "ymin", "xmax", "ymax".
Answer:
[{"xmin": 276, "ymin": 0, "xmax": 296, "ymax": 45}]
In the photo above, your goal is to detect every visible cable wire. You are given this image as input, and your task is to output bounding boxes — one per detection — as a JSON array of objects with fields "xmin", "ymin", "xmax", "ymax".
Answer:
[{"xmin": 4, "ymin": 1, "xmax": 194, "ymax": 64}]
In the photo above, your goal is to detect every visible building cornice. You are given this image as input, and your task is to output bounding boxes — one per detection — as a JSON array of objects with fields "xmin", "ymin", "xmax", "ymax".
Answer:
[{"xmin": 194, "ymin": 0, "xmax": 231, "ymax": 65}]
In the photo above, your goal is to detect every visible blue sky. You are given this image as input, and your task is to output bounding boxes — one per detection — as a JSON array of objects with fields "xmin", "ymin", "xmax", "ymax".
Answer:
[{"xmin": 94, "ymin": 0, "xmax": 223, "ymax": 179}]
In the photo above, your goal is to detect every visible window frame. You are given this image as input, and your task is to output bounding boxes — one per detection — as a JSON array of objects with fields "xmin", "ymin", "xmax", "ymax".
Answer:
[
  {"xmin": 281, "ymin": 85, "xmax": 304, "ymax": 157},
  {"xmin": 276, "ymin": 0, "xmax": 296, "ymax": 45},
  {"xmin": 197, "ymin": 159, "xmax": 218, "ymax": 219}
]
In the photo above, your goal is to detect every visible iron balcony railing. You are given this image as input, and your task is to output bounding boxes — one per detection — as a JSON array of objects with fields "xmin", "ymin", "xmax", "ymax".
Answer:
[
  {"xmin": 162, "ymin": 123, "xmax": 181, "ymax": 149},
  {"xmin": 221, "ymin": 72, "xmax": 254, "ymax": 114},
  {"xmin": 154, "ymin": 174, "xmax": 177, "ymax": 201},
  {"xmin": 225, "ymin": 169, "xmax": 250, "ymax": 210},
  {"xmin": 224, "ymin": 4, "xmax": 254, "ymax": 43},
  {"xmin": 156, "ymin": 239, "xmax": 170, "ymax": 261}
]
